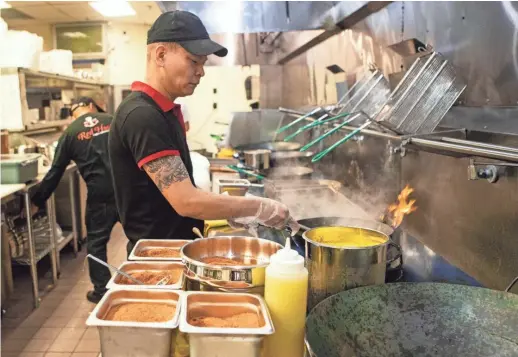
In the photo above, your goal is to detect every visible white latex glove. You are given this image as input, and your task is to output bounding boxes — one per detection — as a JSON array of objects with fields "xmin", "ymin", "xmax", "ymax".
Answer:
[{"xmin": 227, "ymin": 194, "xmax": 300, "ymax": 235}]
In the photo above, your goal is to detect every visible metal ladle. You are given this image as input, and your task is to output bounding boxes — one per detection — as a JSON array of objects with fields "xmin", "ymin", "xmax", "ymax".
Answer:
[{"xmin": 86, "ymin": 254, "xmax": 168, "ymax": 286}]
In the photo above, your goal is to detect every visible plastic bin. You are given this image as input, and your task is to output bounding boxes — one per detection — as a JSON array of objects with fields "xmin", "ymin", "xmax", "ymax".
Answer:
[{"xmin": 0, "ymin": 154, "xmax": 40, "ymax": 184}]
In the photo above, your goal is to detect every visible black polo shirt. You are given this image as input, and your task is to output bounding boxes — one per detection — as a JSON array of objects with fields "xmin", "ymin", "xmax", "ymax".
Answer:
[
  {"xmin": 32, "ymin": 112, "xmax": 115, "ymax": 208},
  {"xmin": 109, "ymin": 81, "xmax": 203, "ymax": 243}
]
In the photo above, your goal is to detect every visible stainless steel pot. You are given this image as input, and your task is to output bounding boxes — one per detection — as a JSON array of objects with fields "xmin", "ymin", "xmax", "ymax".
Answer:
[
  {"xmin": 243, "ymin": 149, "xmax": 271, "ymax": 170},
  {"xmin": 181, "ymin": 236, "xmax": 282, "ymax": 295},
  {"xmin": 302, "ymin": 226, "xmax": 389, "ymax": 311}
]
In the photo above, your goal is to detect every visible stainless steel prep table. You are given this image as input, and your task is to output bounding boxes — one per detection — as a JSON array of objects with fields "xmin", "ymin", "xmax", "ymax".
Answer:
[{"xmin": 0, "ymin": 163, "xmax": 79, "ymax": 308}]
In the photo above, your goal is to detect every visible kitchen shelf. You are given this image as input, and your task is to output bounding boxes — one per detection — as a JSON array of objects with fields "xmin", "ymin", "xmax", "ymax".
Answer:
[
  {"xmin": 57, "ymin": 231, "xmax": 74, "ymax": 252},
  {"xmin": 24, "ymin": 119, "xmax": 74, "ymax": 132},
  {"xmin": 12, "ymin": 244, "xmax": 53, "ymax": 266},
  {"xmin": 1, "ymin": 67, "xmax": 113, "ymax": 133}
]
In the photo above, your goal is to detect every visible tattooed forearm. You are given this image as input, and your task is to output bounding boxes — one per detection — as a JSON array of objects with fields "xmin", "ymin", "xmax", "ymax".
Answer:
[{"xmin": 144, "ymin": 156, "xmax": 189, "ymax": 192}]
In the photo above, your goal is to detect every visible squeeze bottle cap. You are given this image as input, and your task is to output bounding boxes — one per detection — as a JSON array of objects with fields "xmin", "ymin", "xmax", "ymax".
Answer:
[{"xmin": 269, "ymin": 237, "xmax": 305, "ymax": 273}]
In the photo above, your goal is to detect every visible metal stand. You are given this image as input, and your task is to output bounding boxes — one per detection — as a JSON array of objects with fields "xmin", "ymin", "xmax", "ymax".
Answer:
[
  {"xmin": 47, "ymin": 195, "xmax": 60, "ymax": 279},
  {"xmin": 23, "ymin": 191, "xmax": 40, "ymax": 308}
]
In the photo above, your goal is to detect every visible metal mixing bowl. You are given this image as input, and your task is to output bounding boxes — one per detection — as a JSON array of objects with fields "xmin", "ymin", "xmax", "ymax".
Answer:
[{"xmin": 181, "ymin": 236, "xmax": 282, "ymax": 295}]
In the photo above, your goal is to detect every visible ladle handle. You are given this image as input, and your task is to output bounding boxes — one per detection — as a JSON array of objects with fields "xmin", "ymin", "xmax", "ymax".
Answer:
[
  {"xmin": 227, "ymin": 165, "xmax": 265, "ymax": 180},
  {"xmin": 87, "ymin": 254, "xmax": 144, "ymax": 285},
  {"xmin": 284, "ymin": 112, "xmax": 352, "ymax": 142},
  {"xmin": 312, "ymin": 121, "xmax": 372, "ymax": 162},
  {"xmin": 300, "ymin": 115, "xmax": 358, "ymax": 152},
  {"xmin": 276, "ymin": 107, "xmax": 321, "ymax": 134}
]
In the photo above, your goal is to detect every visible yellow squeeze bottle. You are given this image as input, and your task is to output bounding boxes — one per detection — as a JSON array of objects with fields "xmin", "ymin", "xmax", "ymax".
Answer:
[{"xmin": 263, "ymin": 238, "xmax": 308, "ymax": 357}]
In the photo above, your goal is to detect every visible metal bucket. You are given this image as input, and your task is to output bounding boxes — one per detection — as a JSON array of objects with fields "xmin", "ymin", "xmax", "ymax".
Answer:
[
  {"xmin": 181, "ymin": 236, "xmax": 282, "ymax": 295},
  {"xmin": 302, "ymin": 226, "xmax": 389, "ymax": 311}
]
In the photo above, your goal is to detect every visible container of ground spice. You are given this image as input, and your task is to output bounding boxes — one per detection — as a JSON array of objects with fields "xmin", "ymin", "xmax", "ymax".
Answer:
[
  {"xmin": 129, "ymin": 239, "xmax": 191, "ymax": 261},
  {"xmin": 181, "ymin": 236, "xmax": 282, "ymax": 295},
  {"xmin": 86, "ymin": 289, "xmax": 183, "ymax": 357},
  {"xmin": 179, "ymin": 291, "xmax": 274, "ymax": 357},
  {"xmin": 106, "ymin": 261, "xmax": 185, "ymax": 290}
]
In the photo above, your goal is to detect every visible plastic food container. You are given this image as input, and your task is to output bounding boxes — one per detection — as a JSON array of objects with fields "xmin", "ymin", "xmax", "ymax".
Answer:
[
  {"xmin": 128, "ymin": 239, "xmax": 191, "ymax": 261},
  {"xmin": 180, "ymin": 291, "xmax": 274, "ymax": 357},
  {"xmin": 0, "ymin": 154, "xmax": 40, "ymax": 184},
  {"xmin": 106, "ymin": 261, "xmax": 185, "ymax": 290},
  {"xmin": 86, "ymin": 289, "xmax": 182, "ymax": 357}
]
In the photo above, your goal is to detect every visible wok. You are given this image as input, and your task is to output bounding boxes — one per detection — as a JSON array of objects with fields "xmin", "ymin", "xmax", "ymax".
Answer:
[
  {"xmin": 306, "ymin": 282, "xmax": 518, "ymax": 357},
  {"xmin": 234, "ymin": 141, "xmax": 301, "ymax": 152}
]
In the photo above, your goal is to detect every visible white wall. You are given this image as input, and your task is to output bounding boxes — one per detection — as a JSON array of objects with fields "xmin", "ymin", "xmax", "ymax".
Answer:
[
  {"xmin": 182, "ymin": 65, "xmax": 260, "ymax": 153},
  {"xmin": 104, "ymin": 22, "xmax": 147, "ymax": 85}
]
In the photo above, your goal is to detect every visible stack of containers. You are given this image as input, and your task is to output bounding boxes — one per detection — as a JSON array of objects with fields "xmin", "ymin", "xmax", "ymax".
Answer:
[
  {"xmin": 0, "ymin": 30, "xmax": 43, "ymax": 70},
  {"xmin": 87, "ymin": 235, "xmax": 301, "ymax": 357},
  {"xmin": 87, "ymin": 239, "xmax": 191, "ymax": 357},
  {"xmin": 39, "ymin": 49, "xmax": 74, "ymax": 76}
]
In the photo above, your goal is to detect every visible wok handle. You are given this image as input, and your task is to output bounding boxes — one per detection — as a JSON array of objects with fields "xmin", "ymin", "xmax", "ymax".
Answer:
[
  {"xmin": 284, "ymin": 112, "xmax": 351, "ymax": 142},
  {"xmin": 505, "ymin": 276, "xmax": 518, "ymax": 293},
  {"xmin": 311, "ymin": 121, "xmax": 372, "ymax": 162}
]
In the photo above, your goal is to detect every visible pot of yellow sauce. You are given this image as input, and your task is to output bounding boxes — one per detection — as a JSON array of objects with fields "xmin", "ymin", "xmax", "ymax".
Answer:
[{"xmin": 303, "ymin": 226, "xmax": 389, "ymax": 311}]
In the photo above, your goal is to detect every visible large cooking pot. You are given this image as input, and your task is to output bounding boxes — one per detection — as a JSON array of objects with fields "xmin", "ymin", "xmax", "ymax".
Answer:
[
  {"xmin": 180, "ymin": 236, "xmax": 282, "ymax": 295},
  {"xmin": 303, "ymin": 225, "xmax": 390, "ymax": 311},
  {"xmin": 296, "ymin": 217, "xmax": 402, "ymax": 281},
  {"xmin": 306, "ymin": 282, "xmax": 518, "ymax": 357}
]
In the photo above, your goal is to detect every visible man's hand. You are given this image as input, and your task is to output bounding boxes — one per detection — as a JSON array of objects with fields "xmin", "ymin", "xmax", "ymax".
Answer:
[{"xmin": 229, "ymin": 197, "xmax": 299, "ymax": 232}]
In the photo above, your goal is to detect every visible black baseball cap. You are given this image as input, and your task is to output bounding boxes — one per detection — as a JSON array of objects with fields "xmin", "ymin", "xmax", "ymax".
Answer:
[
  {"xmin": 70, "ymin": 97, "xmax": 105, "ymax": 114},
  {"xmin": 147, "ymin": 10, "xmax": 228, "ymax": 57}
]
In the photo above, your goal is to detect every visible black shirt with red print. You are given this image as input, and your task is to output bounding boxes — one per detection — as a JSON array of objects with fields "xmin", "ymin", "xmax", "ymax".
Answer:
[
  {"xmin": 108, "ymin": 81, "xmax": 203, "ymax": 243},
  {"xmin": 32, "ymin": 112, "xmax": 115, "ymax": 208}
]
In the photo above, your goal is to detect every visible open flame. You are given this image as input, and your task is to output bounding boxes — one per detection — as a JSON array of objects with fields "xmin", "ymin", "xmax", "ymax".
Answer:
[{"xmin": 383, "ymin": 185, "xmax": 417, "ymax": 228}]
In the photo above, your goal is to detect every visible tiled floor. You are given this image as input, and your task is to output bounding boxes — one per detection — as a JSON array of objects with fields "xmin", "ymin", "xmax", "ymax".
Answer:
[{"xmin": 2, "ymin": 224, "xmax": 128, "ymax": 357}]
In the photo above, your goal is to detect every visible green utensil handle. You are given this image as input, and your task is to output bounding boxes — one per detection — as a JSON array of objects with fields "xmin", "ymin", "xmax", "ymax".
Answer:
[
  {"xmin": 299, "ymin": 116, "xmax": 357, "ymax": 152},
  {"xmin": 276, "ymin": 107, "xmax": 320, "ymax": 134},
  {"xmin": 284, "ymin": 112, "xmax": 351, "ymax": 142},
  {"xmin": 311, "ymin": 121, "xmax": 372, "ymax": 162},
  {"xmin": 227, "ymin": 165, "xmax": 265, "ymax": 180}
]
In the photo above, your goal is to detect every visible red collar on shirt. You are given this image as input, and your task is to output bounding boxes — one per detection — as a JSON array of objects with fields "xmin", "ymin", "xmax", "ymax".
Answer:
[
  {"xmin": 131, "ymin": 81, "xmax": 178, "ymax": 112},
  {"xmin": 131, "ymin": 81, "xmax": 186, "ymax": 132}
]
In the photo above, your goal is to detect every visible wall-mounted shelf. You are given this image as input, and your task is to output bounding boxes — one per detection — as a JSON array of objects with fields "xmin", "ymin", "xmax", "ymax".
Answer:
[{"xmin": 0, "ymin": 67, "xmax": 113, "ymax": 133}]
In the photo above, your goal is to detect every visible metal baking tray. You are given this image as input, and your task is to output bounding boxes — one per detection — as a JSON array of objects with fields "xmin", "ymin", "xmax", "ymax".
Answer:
[
  {"xmin": 106, "ymin": 261, "xmax": 185, "ymax": 290},
  {"xmin": 128, "ymin": 239, "xmax": 191, "ymax": 261},
  {"xmin": 180, "ymin": 291, "xmax": 274, "ymax": 357},
  {"xmin": 86, "ymin": 289, "xmax": 183, "ymax": 357}
]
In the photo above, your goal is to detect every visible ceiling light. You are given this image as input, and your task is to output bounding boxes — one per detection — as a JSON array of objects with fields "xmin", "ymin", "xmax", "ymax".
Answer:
[
  {"xmin": 0, "ymin": 1, "xmax": 12, "ymax": 9},
  {"xmin": 89, "ymin": 0, "xmax": 136, "ymax": 18}
]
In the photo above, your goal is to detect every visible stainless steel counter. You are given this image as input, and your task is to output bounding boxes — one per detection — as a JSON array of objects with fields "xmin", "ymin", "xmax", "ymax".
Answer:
[{"xmin": 0, "ymin": 164, "xmax": 79, "ymax": 308}]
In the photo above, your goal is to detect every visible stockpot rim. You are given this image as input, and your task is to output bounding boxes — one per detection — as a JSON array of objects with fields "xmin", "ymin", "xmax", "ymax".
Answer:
[{"xmin": 302, "ymin": 226, "xmax": 391, "ymax": 250}]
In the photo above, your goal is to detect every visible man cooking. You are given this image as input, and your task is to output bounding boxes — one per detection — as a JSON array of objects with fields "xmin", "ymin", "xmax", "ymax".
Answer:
[
  {"xmin": 31, "ymin": 97, "xmax": 119, "ymax": 303},
  {"xmin": 109, "ymin": 10, "xmax": 298, "ymax": 253}
]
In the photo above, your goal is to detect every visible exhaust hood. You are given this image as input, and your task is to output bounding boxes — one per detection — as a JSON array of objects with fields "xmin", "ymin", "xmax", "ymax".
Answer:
[{"xmin": 156, "ymin": 1, "xmax": 371, "ymax": 34}]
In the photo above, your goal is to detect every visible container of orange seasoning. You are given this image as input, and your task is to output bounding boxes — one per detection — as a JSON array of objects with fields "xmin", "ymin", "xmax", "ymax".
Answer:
[{"xmin": 179, "ymin": 291, "xmax": 274, "ymax": 357}]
